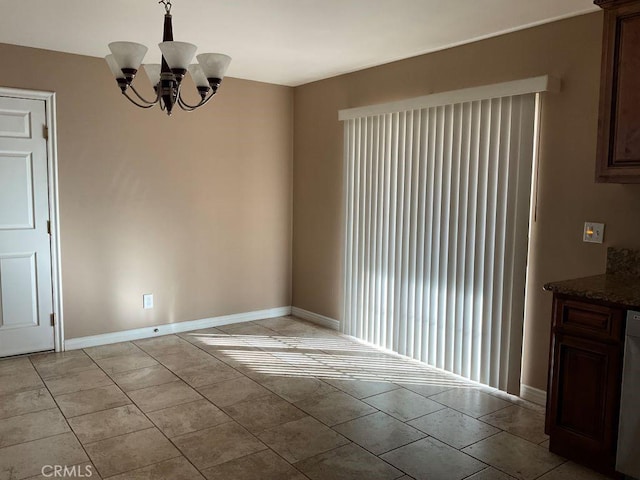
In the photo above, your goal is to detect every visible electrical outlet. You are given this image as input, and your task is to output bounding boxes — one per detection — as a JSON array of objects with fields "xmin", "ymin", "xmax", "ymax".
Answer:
[
  {"xmin": 143, "ymin": 294, "xmax": 154, "ymax": 309},
  {"xmin": 583, "ymin": 222, "xmax": 605, "ymax": 244}
]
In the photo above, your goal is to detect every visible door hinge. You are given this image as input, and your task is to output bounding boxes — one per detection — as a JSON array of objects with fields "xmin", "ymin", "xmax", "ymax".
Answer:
[
  {"xmin": 43, "ymin": 125, "xmax": 49, "ymax": 140},
  {"xmin": 50, "ymin": 313, "xmax": 55, "ymax": 327},
  {"xmin": 47, "ymin": 220, "xmax": 52, "ymax": 235}
]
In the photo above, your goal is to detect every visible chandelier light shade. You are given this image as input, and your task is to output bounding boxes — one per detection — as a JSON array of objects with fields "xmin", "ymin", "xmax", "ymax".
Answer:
[
  {"xmin": 197, "ymin": 53, "xmax": 233, "ymax": 80},
  {"xmin": 158, "ymin": 41, "xmax": 197, "ymax": 71},
  {"xmin": 105, "ymin": 0, "xmax": 231, "ymax": 115},
  {"xmin": 187, "ymin": 64, "xmax": 210, "ymax": 88},
  {"xmin": 143, "ymin": 64, "xmax": 162, "ymax": 87},
  {"xmin": 109, "ymin": 42, "xmax": 149, "ymax": 72}
]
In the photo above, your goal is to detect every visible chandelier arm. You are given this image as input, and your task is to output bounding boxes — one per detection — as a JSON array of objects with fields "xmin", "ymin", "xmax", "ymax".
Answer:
[
  {"xmin": 177, "ymin": 90, "xmax": 216, "ymax": 111},
  {"xmin": 122, "ymin": 91, "xmax": 157, "ymax": 109},
  {"xmin": 176, "ymin": 94, "xmax": 202, "ymax": 111},
  {"xmin": 176, "ymin": 101, "xmax": 197, "ymax": 112},
  {"xmin": 129, "ymin": 85, "xmax": 160, "ymax": 105}
]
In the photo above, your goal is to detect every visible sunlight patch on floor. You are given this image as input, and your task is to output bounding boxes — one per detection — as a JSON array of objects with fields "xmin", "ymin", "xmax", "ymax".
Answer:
[{"xmin": 182, "ymin": 330, "xmax": 473, "ymax": 389}]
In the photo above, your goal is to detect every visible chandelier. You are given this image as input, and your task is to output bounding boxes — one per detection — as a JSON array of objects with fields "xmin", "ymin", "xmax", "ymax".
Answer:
[{"xmin": 104, "ymin": 0, "xmax": 231, "ymax": 116}]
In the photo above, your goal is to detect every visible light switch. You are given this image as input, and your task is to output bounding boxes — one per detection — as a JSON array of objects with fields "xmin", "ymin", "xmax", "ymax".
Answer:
[
  {"xmin": 143, "ymin": 294, "xmax": 154, "ymax": 309},
  {"xmin": 583, "ymin": 222, "xmax": 605, "ymax": 244}
]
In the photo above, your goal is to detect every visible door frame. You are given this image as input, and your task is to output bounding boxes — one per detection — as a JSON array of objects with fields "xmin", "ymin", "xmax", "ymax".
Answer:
[{"xmin": 0, "ymin": 87, "xmax": 64, "ymax": 352}]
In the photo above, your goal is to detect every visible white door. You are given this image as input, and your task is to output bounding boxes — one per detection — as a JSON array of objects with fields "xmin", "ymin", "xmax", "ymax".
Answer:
[{"xmin": 0, "ymin": 96, "xmax": 54, "ymax": 356}]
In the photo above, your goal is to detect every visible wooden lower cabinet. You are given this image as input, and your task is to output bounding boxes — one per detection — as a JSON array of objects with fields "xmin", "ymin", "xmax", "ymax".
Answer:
[{"xmin": 546, "ymin": 295, "xmax": 625, "ymax": 476}]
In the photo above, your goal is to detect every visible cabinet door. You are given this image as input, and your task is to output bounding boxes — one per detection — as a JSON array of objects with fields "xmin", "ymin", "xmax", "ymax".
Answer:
[
  {"xmin": 547, "ymin": 332, "xmax": 623, "ymax": 474},
  {"xmin": 596, "ymin": 1, "xmax": 640, "ymax": 182}
]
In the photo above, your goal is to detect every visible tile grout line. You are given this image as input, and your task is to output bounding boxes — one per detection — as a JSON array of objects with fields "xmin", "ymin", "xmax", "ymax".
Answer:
[
  {"xmin": 194, "ymin": 443, "xmax": 313, "ymax": 479},
  {"xmin": 0, "ymin": 407, "xmax": 75, "ymax": 450},
  {"xmin": 309, "ymin": 436, "xmax": 415, "ymax": 478},
  {"xmin": 2, "ymin": 317, "xmax": 575, "ymax": 480},
  {"xmin": 98, "ymin": 324, "xmax": 322, "ymax": 478},
  {"xmin": 456, "ymin": 429, "xmax": 570, "ymax": 480},
  {"xmin": 528, "ymin": 459, "xmax": 572, "ymax": 480},
  {"xmin": 40, "ymin": 344, "xmax": 210, "ymax": 477},
  {"xmin": 0, "ymin": 387, "xmax": 57, "ymax": 421},
  {"xmin": 165, "ymin": 323, "xmax": 411, "ymax": 478},
  {"xmin": 123, "ymin": 326, "xmax": 505, "ymax": 480},
  {"xmin": 25, "ymin": 353, "xmax": 105, "ymax": 478},
  {"xmin": 86, "ymin": 341, "xmax": 241, "ymax": 479},
  {"xmin": 391, "ymin": 436, "xmax": 489, "ymax": 480},
  {"xmin": 195, "ymin": 325, "xmax": 449, "ymax": 478},
  {"xmin": 459, "ymin": 466, "xmax": 496, "ymax": 480}
]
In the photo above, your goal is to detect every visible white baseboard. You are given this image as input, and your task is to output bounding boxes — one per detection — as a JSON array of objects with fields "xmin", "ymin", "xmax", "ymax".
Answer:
[
  {"xmin": 291, "ymin": 306, "xmax": 340, "ymax": 331},
  {"xmin": 520, "ymin": 384, "xmax": 547, "ymax": 406},
  {"xmin": 65, "ymin": 306, "xmax": 292, "ymax": 350}
]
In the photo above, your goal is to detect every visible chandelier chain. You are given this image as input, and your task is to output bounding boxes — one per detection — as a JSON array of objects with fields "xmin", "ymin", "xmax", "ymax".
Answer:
[{"xmin": 159, "ymin": 0, "xmax": 172, "ymax": 14}]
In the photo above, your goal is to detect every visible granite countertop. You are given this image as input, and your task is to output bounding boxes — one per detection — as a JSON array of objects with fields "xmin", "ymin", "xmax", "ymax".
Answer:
[
  {"xmin": 544, "ymin": 273, "xmax": 640, "ymax": 309},
  {"xmin": 544, "ymin": 247, "xmax": 640, "ymax": 309}
]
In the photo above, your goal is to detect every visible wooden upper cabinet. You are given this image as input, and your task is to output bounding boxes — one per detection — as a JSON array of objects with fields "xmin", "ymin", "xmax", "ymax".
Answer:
[{"xmin": 595, "ymin": 0, "xmax": 640, "ymax": 182}]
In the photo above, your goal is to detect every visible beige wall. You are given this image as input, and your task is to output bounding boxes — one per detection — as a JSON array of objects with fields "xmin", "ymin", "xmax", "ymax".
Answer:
[
  {"xmin": 0, "ymin": 43, "xmax": 293, "ymax": 339},
  {"xmin": 4, "ymin": 11, "xmax": 640, "ymax": 390},
  {"xmin": 292, "ymin": 12, "xmax": 640, "ymax": 390}
]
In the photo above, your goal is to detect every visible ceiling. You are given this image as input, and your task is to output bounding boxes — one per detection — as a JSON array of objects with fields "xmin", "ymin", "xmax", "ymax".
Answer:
[{"xmin": 0, "ymin": 0, "xmax": 599, "ymax": 87}]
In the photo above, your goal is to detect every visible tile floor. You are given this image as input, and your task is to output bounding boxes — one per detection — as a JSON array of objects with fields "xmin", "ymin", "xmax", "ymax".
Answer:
[{"xmin": 0, "ymin": 316, "xmax": 614, "ymax": 480}]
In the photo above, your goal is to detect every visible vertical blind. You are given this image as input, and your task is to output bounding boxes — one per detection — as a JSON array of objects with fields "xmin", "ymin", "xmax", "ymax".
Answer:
[{"xmin": 342, "ymin": 93, "xmax": 538, "ymax": 393}]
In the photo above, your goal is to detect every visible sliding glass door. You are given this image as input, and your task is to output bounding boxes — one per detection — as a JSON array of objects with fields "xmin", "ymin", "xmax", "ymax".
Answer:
[{"xmin": 342, "ymin": 91, "xmax": 539, "ymax": 394}]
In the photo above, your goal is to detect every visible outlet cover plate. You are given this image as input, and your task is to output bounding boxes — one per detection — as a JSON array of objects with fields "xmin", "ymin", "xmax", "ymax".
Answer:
[
  {"xmin": 143, "ymin": 294, "xmax": 154, "ymax": 309},
  {"xmin": 583, "ymin": 222, "xmax": 605, "ymax": 244}
]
